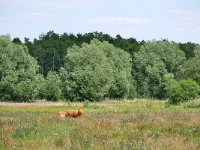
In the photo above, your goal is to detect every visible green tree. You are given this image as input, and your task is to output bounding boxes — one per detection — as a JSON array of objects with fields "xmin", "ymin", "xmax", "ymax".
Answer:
[
  {"xmin": 194, "ymin": 45, "xmax": 200, "ymax": 58},
  {"xmin": 159, "ymin": 73, "xmax": 176, "ymax": 99},
  {"xmin": 14, "ymin": 79, "xmax": 38, "ymax": 100},
  {"xmin": 167, "ymin": 79, "xmax": 200, "ymax": 104},
  {"xmin": 179, "ymin": 42, "xmax": 197, "ymax": 59},
  {"xmin": 0, "ymin": 35, "xmax": 39, "ymax": 101},
  {"xmin": 133, "ymin": 40, "xmax": 185, "ymax": 98},
  {"xmin": 12, "ymin": 37, "xmax": 22, "ymax": 45},
  {"xmin": 63, "ymin": 39, "xmax": 134, "ymax": 101},
  {"xmin": 113, "ymin": 34, "xmax": 142, "ymax": 56},
  {"xmin": 40, "ymin": 71, "xmax": 62, "ymax": 101},
  {"xmin": 59, "ymin": 67, "xmax": 74, "ymax": 100},
  {"xmin": 180, "ymin": 45, "xmax": 200, "ymax": 84},
  {"xmin": 25, "ymin": 31, "xmax": 67, "ymax": 76},
  {"xmin": 25, "ymin": 31, "xmax": 142, "ymax": 77}
]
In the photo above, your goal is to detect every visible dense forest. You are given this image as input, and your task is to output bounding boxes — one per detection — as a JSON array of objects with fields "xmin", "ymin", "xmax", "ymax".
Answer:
[{"xmin": 0, "ymin": 31, "xmax": 200, "ymax": 102}]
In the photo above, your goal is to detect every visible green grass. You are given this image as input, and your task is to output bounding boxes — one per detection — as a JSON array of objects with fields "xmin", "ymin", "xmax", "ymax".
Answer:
[
  {"xmin": 183, "ymin": 100, "xmax": 200, "ymax": 108},
  {"xmin": 1, "ymin": 100, "xmax": 200, "ymax": 150}
]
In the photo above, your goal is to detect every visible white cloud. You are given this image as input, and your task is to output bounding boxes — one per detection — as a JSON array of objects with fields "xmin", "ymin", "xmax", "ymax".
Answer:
[
  {"xmin": 16, "ymin": 12, "xmax": 66, "ymax": 21},
  {"xmin": 170, "ymin": 8, "xmax": 200, "ymax": 21},
  {"xmin": 89, "ymin": 17, "xmax": 147, "ymax": 25},
  {"xmin": 18, "ymin": 12, "xmax": 46, "ymax": 20},
  {"xmin": 29, "ymin": 12, "xmax": 41, "ymax": 17},
  {"xmin": 169, "ymin": 8, "xmax": 200, "ymax": 34},
  {"xmin": 170, "ymin": 9, "xmax": 182, "ymax": 16},
  {"xmin": 196, "ymin": 26, "xmax": 200, "ymax": 31}
]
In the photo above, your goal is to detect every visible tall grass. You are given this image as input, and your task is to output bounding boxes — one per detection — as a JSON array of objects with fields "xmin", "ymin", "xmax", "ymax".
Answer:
[{"xmin": 1, "ymin": 101, "xmax": 200, "ymax": 149}]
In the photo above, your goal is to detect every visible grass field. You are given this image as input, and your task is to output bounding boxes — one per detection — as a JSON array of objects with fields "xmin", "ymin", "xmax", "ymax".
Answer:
[{"xmin": 1, "ymin": 100, "xmax": 200, "ymax": 150}]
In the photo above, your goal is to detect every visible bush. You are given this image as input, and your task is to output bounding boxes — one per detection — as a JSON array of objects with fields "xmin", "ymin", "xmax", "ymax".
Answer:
[
  {"xmin": 168, "ymin": 79, "xmax": 200, "ymax": 104},
  {"xmin": 40, "ymin": 71, "xmax": 62, "ymax": 101},
  {"xmin": 14, "ymin": 79, "xmax": 38, "ymax": 101},
  {"xmin": 83, "ymin": 100, "xmax": 90, "ymax": 107}
]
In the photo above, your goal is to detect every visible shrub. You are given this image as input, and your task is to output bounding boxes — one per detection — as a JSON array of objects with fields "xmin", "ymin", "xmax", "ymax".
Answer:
[
  {"xmin": 40, "ymin": 71, "xmax": 62, "ymax": 101},
  {"xmin": 168, "ymin": 79, "xmax": 200, "ymax": 104},
  {"xmin": 83, "ymin": 100, "xmax": 90, "ymax": 107}
]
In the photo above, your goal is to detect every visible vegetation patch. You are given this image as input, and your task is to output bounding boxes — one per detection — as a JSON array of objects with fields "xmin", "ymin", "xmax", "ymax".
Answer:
[{"xmin": 1, "ymin": 101, "xmax": 200, "ymax": 149}]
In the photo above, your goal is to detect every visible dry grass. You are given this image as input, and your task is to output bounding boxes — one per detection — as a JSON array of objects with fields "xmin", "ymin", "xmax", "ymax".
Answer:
[{"xmin": 1, "ymin": 100, "xmax": 200, "ymax": 150}]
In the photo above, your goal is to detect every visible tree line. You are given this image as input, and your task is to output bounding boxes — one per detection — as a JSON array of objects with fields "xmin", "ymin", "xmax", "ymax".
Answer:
[{"xmin": 0, "ymin": 31, "xmax": 200, "ymax": 103}]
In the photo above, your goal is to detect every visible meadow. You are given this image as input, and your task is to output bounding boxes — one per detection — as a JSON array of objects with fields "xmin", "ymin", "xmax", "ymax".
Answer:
[{"xmin": 1, "ymin": 100, "xmax": 200, "ymax": 150}]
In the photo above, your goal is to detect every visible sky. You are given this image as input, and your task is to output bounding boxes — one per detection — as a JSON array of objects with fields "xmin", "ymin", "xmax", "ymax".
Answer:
[{"xmin": 0, "ymin": 0, "xmax": 200, "ymax": 43}]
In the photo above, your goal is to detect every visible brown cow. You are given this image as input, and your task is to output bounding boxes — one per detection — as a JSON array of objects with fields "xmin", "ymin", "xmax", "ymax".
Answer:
[{"xmin": 59, "ymin": 109, "xmax": 83, "ymax": 118}]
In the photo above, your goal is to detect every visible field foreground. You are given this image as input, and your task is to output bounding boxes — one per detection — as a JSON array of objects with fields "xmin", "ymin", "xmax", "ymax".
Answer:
[{"xmin": 1, "ymin": 100, "xmax": 200, "ymax": 150}]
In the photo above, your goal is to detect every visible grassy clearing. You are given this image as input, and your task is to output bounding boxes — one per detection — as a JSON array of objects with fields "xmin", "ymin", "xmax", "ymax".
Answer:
[{"xmin": 1, "ymin": 100, "xmax": 200, "ymax": 150}]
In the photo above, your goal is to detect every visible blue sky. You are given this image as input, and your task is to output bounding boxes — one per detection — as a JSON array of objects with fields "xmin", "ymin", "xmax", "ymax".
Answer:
[{"xmin": 0, "ymin": 0, "xmax": 200, "ymax": 43}]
